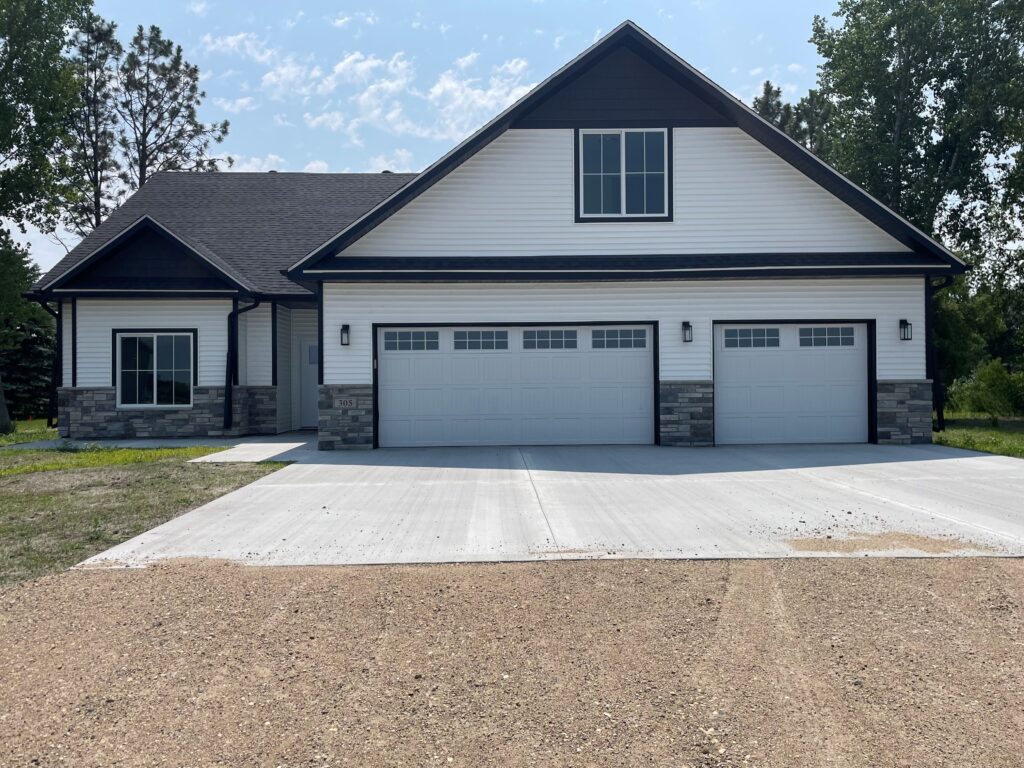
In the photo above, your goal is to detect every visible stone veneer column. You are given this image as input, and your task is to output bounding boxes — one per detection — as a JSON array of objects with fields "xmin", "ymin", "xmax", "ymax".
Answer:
[
  {"xmin": 318, "ymin": 384, "xmax": 374, "ymax": 450},
  {"xmin": 659, "ymin": 380, "xmax": 714, "ymax": 447},
  {"xmin": 876, "ymin": 380, "xmax": 932, "ymax": 444}
]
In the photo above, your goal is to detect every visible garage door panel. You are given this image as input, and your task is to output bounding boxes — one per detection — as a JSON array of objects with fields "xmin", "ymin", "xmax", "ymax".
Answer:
[
  {"xmin": 379, "ymin": 325, "xmax": 654, "ymax": 447},
  {"xmin": 715, "ymin": 323, "xmax": 868, "ymax": 445}
]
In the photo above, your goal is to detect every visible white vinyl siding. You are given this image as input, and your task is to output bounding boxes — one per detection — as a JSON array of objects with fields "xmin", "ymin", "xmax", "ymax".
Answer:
[
  {"xmin": 339, "ymin": 128, "xmax": 908, "ymax": 258},
  {"xmin": 275, "ymin": 305, "xmax": 293, "ymax": 432},
  {"xmin": 239, "ymin": 304, "xmax": 273, "ymax": 385},
  {"xmin": 70, "ymin": 299, "xmax": 230, "ymax": 388},
  {"xmin": 323, "ymin": 278, "xmax": 926, "ymax": 385}
]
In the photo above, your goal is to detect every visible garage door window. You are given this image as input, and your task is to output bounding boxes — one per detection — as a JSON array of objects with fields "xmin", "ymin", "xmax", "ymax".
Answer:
[
  {"xmin": 723, "ymin": 328, "xmax": 780, "ymax": 348},
  {"xmin": 523, "ymin": 329, "xmax": 577, "ymax": 350},
  {"xmin": 592, "ymin": 328, "xmax": 647, "ymax": 349},
  {"xmin": 799, "ymin": 327, "xmax": 855, "ymax": 347},
  {"xmin": 383, "ymin": 331, "xmax": 440, "ymax": 351},
  {"xmin": 454, "ymin": 330, "xmax": 509, "ymax": 350}
]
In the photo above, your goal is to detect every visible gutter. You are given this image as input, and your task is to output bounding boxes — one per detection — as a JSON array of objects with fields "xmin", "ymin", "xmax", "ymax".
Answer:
[{"xmin": 223, "ymin": 297, "xmax": 261, "ymax": 430}]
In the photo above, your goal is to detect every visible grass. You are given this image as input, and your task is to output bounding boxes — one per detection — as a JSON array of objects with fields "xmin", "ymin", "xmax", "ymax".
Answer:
[
  {"xmin": 0, "ymin": 419, "xmax": 58, "ymax": 447},
  {"xmin": 934, "ymin": 425, "xmax": 1024, "ymax": 459},
  {"xmin": 0, "ymin": 446, "xmax": 285, "ymax": 586}
]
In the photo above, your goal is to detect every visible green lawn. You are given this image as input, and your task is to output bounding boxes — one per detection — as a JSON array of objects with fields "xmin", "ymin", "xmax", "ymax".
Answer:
[
  {"xmin": 0, "ymin": 446, "xmax": 285, "ymax": 586},
  {"xmin": 0, "ymin": 419, "xmax": 58, "ymax": 447},
  {"xmin": 934, "ymin": 422, "xmax": 1024, "ymax": 459}
]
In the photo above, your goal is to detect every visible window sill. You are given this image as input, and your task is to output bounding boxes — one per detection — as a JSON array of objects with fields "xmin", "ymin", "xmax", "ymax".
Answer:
[
  {"xmin": 116, "ymin": 405, "xmax": 194, "ymax": 411},
  {"xmin": 575, "ymin": 214, "xmax": 673, "ymax": 223}
]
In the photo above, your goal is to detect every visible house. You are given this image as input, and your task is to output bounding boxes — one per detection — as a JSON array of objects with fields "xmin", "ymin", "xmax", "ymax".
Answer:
[{"xmin": 29, "ymin": 21, "xmax": 965, "ymax": 450}]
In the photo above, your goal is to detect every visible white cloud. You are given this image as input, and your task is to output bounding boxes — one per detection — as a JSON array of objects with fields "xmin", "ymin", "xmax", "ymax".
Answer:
[
  {"xmin": 303, "ymin": 110, "xmax": 346, "ymax": 131},
  {"xmin": 455, "ymin": 51, "xmax": 479, "ymax": 70},
  {"xmin": 422, "ymin": 58, "xmax": 534, "ymax": 141},
  {"xmin": 230, "ymin": 153, "xmax": 286, "ymax": 172},
  {"xmin": 273, "ymin": 113, "xmax": 294, "ymax": 127},
  {"xmin": 317, "ymin": 51, "xmax": 388, "ymax": 94},
  {"xmin": 787, "ymin": 63, "xmax": 804, "ymax": 73},
  {"xmin": 201, "ymin": 32, "xmax": 276, "ymax": 65},
  {"xmin": 284, "ymin": 10, "xmax": 304, "ymax": 28},
  {"xmin": 553, "ymin": 35, "xmax": 564, "ymax": 50},
  {"xmin": 439, "ymin": 24, "xmax": 452, "ymax": 35},
  {"xmin": 214, "ymin": 96, "xmax": 257, "ymax": 113},
  {"xmin": 262, "ymin": 59, "xmax": 322, "ymax": 99},
  {"xmin": 187, "ymin": 1, "xmax": 209, "ymax": 17},
  {"xmin": 748, "ymin": 66, "xmax": 764, "ymax": 76},
  {"xmin": 303, "ymin": 159, "xmax": 330, "ymax": 172},
  {"xmin": 331, "ymin": 15, "xmax": 352, "ymax": 28},
  {"xmin": 366, "ymin": 148, "xmax": 415, "ymax": 173}
]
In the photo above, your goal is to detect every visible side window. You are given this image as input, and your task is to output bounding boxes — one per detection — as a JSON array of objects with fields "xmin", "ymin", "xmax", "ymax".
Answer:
[{"xmin": 118, "ymin": 332, "xmax": 193, "ymax": 406}]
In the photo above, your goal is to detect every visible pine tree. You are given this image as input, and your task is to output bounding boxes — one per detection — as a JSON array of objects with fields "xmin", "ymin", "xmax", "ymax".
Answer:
[
  {"xmin": 65, "ymin": 13, "xmax": 124, "ymax": 236},
  {"xmin": 116, "ymin": 25, "xmax": 230, "ymax": 189}
]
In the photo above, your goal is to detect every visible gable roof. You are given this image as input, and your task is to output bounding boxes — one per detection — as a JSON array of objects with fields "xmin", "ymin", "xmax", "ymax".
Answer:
[
  {"xmin": 290, "ymin": 20, "xmax": 966, "ymax": 276},
  {"xmin": 33, "ymin": 171, "xmax": 416, "ymax": 297}
]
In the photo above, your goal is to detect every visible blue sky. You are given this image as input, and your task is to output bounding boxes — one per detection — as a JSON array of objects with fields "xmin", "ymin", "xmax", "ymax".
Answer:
[{"xmin": 24, "ymin": 0, "xmax": 834, "ymax": 269}]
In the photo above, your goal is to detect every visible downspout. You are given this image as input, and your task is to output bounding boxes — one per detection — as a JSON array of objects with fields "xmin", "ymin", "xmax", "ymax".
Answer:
[
  {"xmin": 223, "ymin": 297, "xmax": 262, "ymax": 429},
  {"xmin": 30, "ymin": 297, "xmax": 61, "ymax": 428},
  {"xmin": 927, "ymin": 275, "xmax": 955, "ymax": 432}
]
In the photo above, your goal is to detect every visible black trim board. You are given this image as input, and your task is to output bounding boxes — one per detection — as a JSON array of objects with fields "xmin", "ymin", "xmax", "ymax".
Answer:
[
  {"xmin": 70, "ymin": 298, "xmax": 77, "ymax": 387},
  {"xmin": 711, "ymin": 319, "xmax": 878, "ymax": 445},
  {"xmin": 370, "ymin": 321, "xmax": 660, "ymax": 449},
  {"xmin": 271, "ymin": 302, "xmax": 279, "ymax": 387},
  {"xmin": 108, "ymin": 328, "xmax": 201, "ymax": 392},
  {"xmin": 316, "ymin": 282, "xmax": 324, "ymax": 386},
  {"xmin": 292, "ymin": 21, "xmax": 966, "ymax": 276}
]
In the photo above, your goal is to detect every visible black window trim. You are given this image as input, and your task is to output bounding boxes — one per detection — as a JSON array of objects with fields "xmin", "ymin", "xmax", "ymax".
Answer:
[
  {"xmin": 110, "ymin": 327, "xmax": 199, "ymax": 409},
  {"xmin": 574, "ymin": 127, "xmax": 673, "ymax": 223}
]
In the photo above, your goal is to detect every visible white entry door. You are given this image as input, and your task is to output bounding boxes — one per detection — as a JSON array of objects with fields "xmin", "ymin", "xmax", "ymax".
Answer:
[
  {"xmin": 714, "ymin": 323, "xmax": 868, "ymax": 444},
  {"xmin": 299, "ymin": 338, "xmax": 319, "ymax": 429},
  {"xmin": 378, "ymin": 325, "xmax": 654, "ymax": 447}
]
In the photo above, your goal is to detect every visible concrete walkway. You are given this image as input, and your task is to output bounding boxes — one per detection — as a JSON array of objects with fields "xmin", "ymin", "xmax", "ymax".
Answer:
[
  {"xmin": 8, "ymin": 432, "xmax": 317, "ymax": 462},
  {"xmin": 82, "ymin": 443, "xmax": 1024, "ymax": 567}
]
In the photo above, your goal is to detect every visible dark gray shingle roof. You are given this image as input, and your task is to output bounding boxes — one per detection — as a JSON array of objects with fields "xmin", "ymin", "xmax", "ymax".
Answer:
[{"xmin": 36, "ymin": 171, "xmax": 417, "ymax": 296}]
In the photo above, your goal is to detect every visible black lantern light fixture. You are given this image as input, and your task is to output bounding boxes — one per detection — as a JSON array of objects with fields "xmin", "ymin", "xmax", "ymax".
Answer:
[
  {"xmin": 899, "ymin": 319, "xmax": 912, "ymax": 341},
  {"xmin": 681, "ymin": 321, "xmax": 693, "ymax": 343},
  {"xmin": 340, "ymin": 324, "xmax": 351, "ymax": 346}
]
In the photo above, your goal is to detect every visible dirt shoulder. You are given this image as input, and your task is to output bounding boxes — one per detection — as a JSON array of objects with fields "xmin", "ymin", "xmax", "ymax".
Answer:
[{"xmin": 1, "ymin": 558, "xmax": 1022, "ymax": 767}]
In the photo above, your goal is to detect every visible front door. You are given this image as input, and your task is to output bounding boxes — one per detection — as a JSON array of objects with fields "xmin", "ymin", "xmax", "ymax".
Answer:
[{"xmin": 299, "ymin": 337, "xmax": 319, "ymax": 429}]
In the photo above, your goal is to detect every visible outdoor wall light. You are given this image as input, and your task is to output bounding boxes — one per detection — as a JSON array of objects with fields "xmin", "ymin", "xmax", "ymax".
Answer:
[
  {"xmin": 340, "ymin": 324, "xmax": 351, "ymax": 346},
  {"xmin": 682, "ymin": 321, "xmax": 693, "ymax": 342},
  {"xmin": 899, "ymin": 319, "xmax": 912, "ymax": 341}
]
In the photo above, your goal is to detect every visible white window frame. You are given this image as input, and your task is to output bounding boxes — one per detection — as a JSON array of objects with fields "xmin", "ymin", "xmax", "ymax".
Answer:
[
  {"xmin": 578, "ymin": 128, "xmax": 669, "ymax": 219},
  {"xmin": 115, "ymin": 331, "xmax": 194, "ymax": 409},
  {"xmin": 453, "ymin": 328, "xmax": 510, "ymax": 352},
  {"xmin": 522, "ymin": 328, "xmax": 579, "ymax": 351}
]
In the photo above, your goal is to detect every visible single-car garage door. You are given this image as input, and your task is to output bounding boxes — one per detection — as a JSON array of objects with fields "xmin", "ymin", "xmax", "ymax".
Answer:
[
  {"xmin": 714, "ymin": 323, "xmax": 869, "ymax": 444},
  {"xmin": 378, "ymin": 325, "xmax": 654, "ymax": 447}
]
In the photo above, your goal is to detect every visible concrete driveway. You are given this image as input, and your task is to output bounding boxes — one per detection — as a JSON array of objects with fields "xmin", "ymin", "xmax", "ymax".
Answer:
[{"xmin": 83, "ymin": 444, "xmax": 1024, "ymax": 567}]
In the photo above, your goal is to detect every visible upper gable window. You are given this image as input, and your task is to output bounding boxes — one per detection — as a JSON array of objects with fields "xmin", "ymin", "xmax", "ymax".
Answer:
[{"xmin": 578, "ymin": 128, "xmax": 669, "ymax": 220}]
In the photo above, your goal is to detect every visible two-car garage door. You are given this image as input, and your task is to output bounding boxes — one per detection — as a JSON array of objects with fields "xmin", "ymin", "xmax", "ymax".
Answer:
[{"xmin": 378, "ymin": 325, "xmax": 654, "ymax": 447}]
